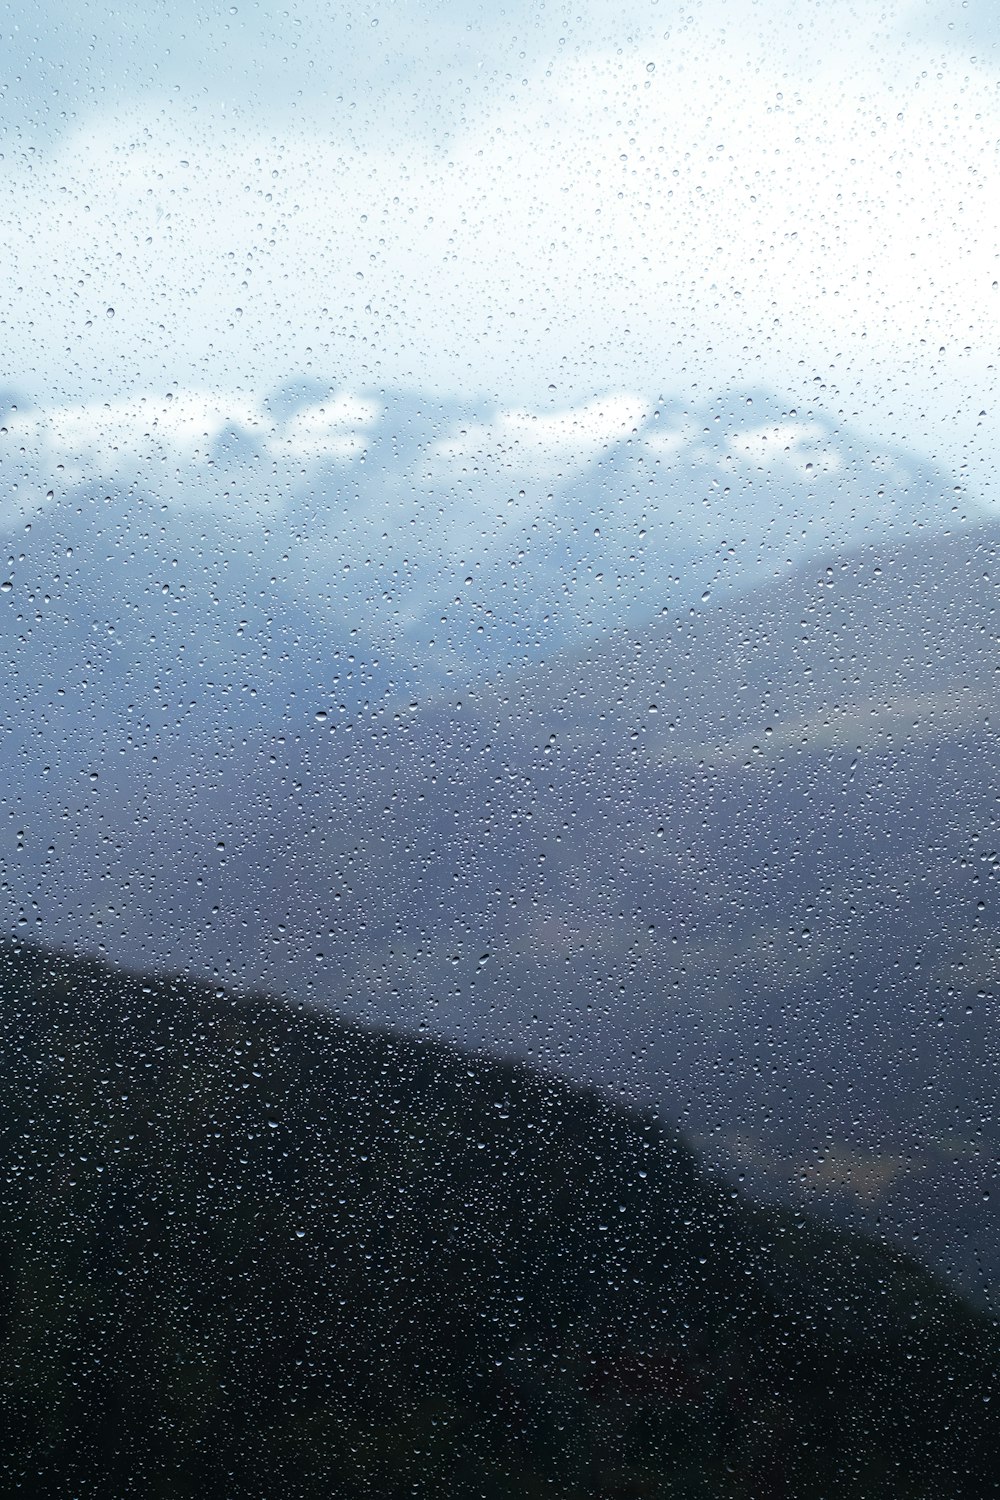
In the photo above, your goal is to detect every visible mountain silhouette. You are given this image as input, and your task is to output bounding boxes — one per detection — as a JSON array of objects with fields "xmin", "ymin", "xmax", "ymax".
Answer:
[{"xmin": 1, "ymin": 939, "xmax": 998, "ymax": 1497}]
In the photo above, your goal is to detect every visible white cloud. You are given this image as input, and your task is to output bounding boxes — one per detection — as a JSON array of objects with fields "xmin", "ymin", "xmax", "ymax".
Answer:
[
  {"xmin": 728, "ymin": 423, "xmax": 843, "ymax": 479},
  {"xmin": 0, "ymin": 390, "xmax": 381, "ymax": 526},
  {"xmin": 273, "ymin": 398, "xmax": 382, "ymax": 463},
  {"xmin": 433, "ymin": 395, "xmax": 649, "ymax": 473}
]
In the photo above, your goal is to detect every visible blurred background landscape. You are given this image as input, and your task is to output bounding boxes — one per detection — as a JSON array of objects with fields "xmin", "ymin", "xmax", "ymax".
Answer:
[
  {"xmin": 2, "ymin": 381, "xmax": 999, "ymax": 1312},
  {"xmin": 2, "ymin": 0, "xmax": 1000, "ymax": 1488}
]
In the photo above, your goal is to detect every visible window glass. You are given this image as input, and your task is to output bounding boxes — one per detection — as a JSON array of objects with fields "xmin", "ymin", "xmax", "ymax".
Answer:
[{"xmin": 2, "ymin": 1, "xmax": 998, "ymax": 1493}]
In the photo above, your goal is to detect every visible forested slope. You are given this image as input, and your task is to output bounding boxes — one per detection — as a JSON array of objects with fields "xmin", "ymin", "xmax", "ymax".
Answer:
[{"xmin": 1, "ymin": 941, "xmax": 997, "ymax": 1497}]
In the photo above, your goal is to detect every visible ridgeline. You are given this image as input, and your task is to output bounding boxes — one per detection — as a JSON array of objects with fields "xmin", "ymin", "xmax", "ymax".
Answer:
[{"xmin": 1, "ymin": 940, "xmax": 997, "ymax": 1497}]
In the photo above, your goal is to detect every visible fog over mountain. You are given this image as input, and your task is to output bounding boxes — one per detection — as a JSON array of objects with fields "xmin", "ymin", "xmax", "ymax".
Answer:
[{"xmin": 0, "ymin": 380, "xmax": 970, "ymax": 757}]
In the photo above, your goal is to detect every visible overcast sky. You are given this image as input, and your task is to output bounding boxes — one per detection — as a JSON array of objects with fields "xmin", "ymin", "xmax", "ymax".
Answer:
[{"xmin": 0, "ymin": 0, "xmax": 997, "ymax": 512}]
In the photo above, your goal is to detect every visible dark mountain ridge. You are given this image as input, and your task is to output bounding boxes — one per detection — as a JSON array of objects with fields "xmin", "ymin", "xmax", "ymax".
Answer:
[{"xmin": 1, "ymin": 939, "xmax": 998, "ymax": 1497}]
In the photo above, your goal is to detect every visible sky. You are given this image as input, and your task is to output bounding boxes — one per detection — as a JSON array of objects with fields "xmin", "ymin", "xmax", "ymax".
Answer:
[{"xmin": 0, "ymin": 0, "xmax": 997, "ymax": 520}]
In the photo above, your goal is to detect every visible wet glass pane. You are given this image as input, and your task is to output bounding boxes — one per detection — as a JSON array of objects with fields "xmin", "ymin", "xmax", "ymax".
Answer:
[{"xmin": 2, "ymin": 1, "xmax": 998, "ymax": 1494}]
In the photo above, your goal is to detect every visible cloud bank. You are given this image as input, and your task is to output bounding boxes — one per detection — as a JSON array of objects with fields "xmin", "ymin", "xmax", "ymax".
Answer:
[{"xmin": 0, "ymin": 0, "xmax": 996, "ymax": 510}]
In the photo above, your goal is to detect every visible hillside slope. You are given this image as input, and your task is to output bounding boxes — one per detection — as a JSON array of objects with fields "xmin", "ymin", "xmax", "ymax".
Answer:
[{"xmin": 1, "ymin": 941, "xmax": 998, "ymax": 1497}]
